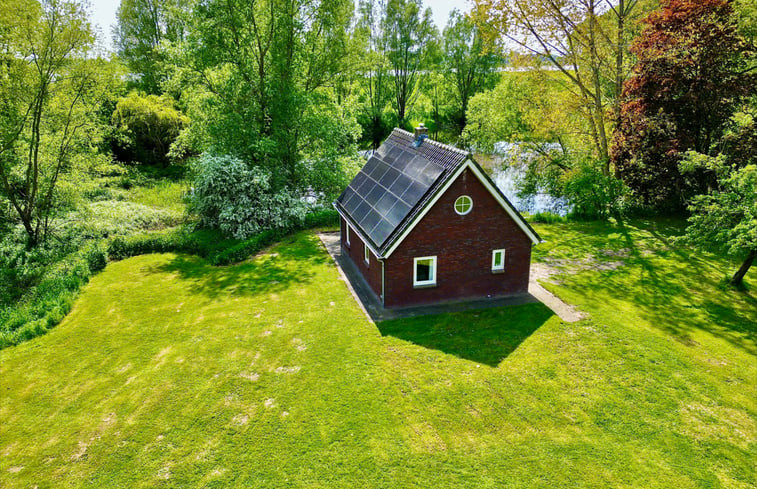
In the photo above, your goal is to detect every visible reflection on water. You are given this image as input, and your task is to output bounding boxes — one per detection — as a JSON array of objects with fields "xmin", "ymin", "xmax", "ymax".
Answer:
[
  {"xmin": 493, "ymin": 164, "xmax": 572, "ymax": 216},
  {"xmin": 488, "ymin": 141, "xmax": 572, "ymax": 216}
]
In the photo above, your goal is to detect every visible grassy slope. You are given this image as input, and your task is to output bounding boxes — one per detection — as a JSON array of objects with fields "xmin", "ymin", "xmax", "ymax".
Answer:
[{"xmin": 0, "ymin": 222, "xmax": 755, "ymax": 488}]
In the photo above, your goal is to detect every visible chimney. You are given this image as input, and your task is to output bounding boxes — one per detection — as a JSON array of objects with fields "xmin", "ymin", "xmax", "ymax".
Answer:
[{"xmin": 414, "ymin": 123, "xmax": 429, "ymax": 139}]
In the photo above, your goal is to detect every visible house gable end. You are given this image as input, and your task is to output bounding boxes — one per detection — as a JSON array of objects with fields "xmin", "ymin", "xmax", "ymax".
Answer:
[{"xmin": 382, "ymin": 159, "xmax": 540, "ymax": 259}]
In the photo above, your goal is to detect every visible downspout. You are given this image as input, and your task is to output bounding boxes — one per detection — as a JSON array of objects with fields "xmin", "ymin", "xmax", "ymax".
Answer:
[{"xmin": 381, "ymin": 259, "xmax": 385, "ymax": 307}]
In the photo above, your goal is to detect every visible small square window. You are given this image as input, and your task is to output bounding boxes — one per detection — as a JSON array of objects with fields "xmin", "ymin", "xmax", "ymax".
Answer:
[
  {"xmin": 492, "ymin": 249, "xmax": 505, "ymax": 272},
  {"xmin": 364, "ymin": 243, "xmax": 370, "ymax": 266},
  {"xmin": 413, "ymin": 256, "xmax": 437, "ymax": 287}
]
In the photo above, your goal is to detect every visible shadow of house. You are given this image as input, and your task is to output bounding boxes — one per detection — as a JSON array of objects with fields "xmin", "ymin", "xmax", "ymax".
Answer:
[{"xmin": 377, "ymin": 303, "xmax": 554, "ymax": 366}]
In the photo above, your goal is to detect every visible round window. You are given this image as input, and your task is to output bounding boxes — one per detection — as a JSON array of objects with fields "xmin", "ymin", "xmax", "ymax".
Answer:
[{"xmin": 454, "ymin": 195, "xmax": 472, "ymax": 215}]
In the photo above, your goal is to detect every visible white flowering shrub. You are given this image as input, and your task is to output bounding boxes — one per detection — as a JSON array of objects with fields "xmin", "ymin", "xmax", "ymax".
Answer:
[{"xmin": 189, "ymin": 154, "xmax": 307, "ymax": 239}]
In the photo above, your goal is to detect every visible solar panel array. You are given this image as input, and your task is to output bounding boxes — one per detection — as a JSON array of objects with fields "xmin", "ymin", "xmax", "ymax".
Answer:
[{"xmin": 339, "ymin": 142, "xmax": 445, "ymax": 248}]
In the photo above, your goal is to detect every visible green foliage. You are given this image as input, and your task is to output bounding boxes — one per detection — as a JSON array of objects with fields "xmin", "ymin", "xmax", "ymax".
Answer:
[
  {"xmin": 111, "ymin": 91, "xmax": 189, "ymax": 166},
  {"xmin": 527, "ymin": 212, "xmax": 567, "ymax": 224},
  {"xmin": 681, "ymin": 153, "xmax": 757, "ymax": 284},
  {"xmin": 562, "ymin": 163, "xmax": 631, "ymax": 220},
  {"xmin": 442, "ymin": 9, "xmax": 499, "ymax": 131},
  {"xmin": 384, "ymin": 0, "xmax": 438, "ymax": 126},
  {"xmin": 180, "ymin": 0, "xmax": 356, "ymax": 190},
  {"xmin": 189, "ymin": 153, "xmax": 308, "ymax": 240},
  {"xmin": 114, "ymin": 0, "xmax": 189, "ymax": 94},
  {"xmin": 0, "ymin": 0, "xmax": 124, "ymax": 245},
  {"xmin": 0, "ymin": 244, "xmax": 94, "ymax": 348}
]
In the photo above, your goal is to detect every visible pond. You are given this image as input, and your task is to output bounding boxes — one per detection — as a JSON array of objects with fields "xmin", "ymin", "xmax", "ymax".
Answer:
[{"xmin": 492, "ymin": 163, "xmax": 572, "ymax": 216}]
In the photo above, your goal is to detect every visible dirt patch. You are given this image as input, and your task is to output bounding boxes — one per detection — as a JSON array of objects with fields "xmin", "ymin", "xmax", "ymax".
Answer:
[
  {"xmin": 264, "ymin": 398, "xmax": 276, "ymax": 408},
  {"xmin": 157, "ymin": 466, "xmax": 171, "ymax": 480},
  {"xmin": 274, "ymin": 366, "xmax": 301, "ymax": 374},
  {"xmin": 231, "ymin": 414, "xmax": 249, "ymax": 426},
  {"xmin": 8, "ymin": 466, "xmax": 23, "ymax": 473},
  {"xmin": 239, "ymin": 372, "xmax": 259, "ymax": 381},
  {"xmin": 261, "ymin": 330, "xmax": 272, "ymax": 337},
  {"xmin": 71, "ymin": 441, "xmax": 88, "ymax": 461}
]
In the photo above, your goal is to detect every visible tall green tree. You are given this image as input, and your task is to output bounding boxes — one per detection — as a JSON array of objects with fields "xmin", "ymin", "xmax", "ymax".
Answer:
[
  {"xmin": 680, "ymin": 153, "xmax": 756, "ymax": 286},
  {"xmin": 181, "ymin": 0, "xmax": 356, "ymax": 190},
  {"xmin": 611, "ymin": 0, "xmax": 756, "ymax": 208},
  {"xmin": 0, "ymin": 0, "xmax": 115, "ymax": 246},
  {"xmin": 473, "ymin": 0, "xmax": 648, "ymax": 175},
  {"xmin": 358, "ymin": 0, "xmax": 393, "ymax": 149},
  {"xmin": 114, "ymin": 0, "xmax": 189, "ymax": 94},
  {"xmin": 384, "ymin": 0, "xmax": 436, "ymax": 128},
  {"xmin": 443, "ymin": 9, "xmax": 499, "ymax": 132}
]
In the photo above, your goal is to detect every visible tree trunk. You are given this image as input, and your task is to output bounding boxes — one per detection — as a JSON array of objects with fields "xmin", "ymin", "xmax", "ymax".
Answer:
[{"xmin": 730, "ymin": 250, "xmax": 756, "ymax": 286}]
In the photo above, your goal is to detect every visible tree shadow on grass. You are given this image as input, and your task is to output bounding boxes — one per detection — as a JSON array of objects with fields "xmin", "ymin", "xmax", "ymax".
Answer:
[
  {"xmin": 560, "ymin": 220, "xmax": 756, "ymax": 355},
  {"xmin": 377, "ymin": 303, "xmax": 555, "ymax": 366},
  {"xmin": 147, "ymin": 234, "xmax": 330, "ymax": 299}
]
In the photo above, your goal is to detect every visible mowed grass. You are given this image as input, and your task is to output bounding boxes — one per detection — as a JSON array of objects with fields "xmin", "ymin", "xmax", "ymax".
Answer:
[{"xmin": 1, "ymin": 224, "xmax": 755, "ymax": 488}]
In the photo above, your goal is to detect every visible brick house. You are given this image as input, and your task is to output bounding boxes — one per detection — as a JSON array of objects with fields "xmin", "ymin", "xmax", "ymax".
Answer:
[{"xmin": 334, "ymin": 125, "xmax": 541, "ymax": 309}]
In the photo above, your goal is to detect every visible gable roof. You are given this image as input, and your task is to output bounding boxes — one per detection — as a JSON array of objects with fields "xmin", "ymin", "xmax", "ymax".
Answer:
[{"xmin": 334, "ymin": 128, "xmax": 541, "ymax": 258}]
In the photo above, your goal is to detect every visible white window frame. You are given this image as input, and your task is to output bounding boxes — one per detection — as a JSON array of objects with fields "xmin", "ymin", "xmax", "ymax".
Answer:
[
  {"xmin": 454, "ymin": 195, "xmax": 473, "ymax": 215},
  {"xmin": 413, "ymin": 256, "xmax": 437, "ymax": 287},
  {"xmin": 364, "ymin": 243, "xmax": 370, "ymax": 266},
  {"xmin": 492, "ymin": 249, "xmax": 506, "ymax": 272},
  {"xmin": 345, "ymin": 224, "xmax": 351, "ymax": 247}
]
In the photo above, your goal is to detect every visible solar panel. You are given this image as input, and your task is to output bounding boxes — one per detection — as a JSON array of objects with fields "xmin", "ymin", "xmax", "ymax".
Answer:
[{"xmin": 337, "ymin": 135, "xmax": 451, "ymax": 248}]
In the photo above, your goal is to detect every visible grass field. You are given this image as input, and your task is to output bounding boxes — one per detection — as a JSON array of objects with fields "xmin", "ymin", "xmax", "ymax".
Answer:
[{"xmin": 0, "ymin": 220, "xmax": 755, "ymax": 488}]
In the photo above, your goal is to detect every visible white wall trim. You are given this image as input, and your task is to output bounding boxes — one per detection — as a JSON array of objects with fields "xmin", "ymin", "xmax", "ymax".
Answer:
[{"xmin": 384, "ymin": 159, "xmax": 540, "ymax": 258}]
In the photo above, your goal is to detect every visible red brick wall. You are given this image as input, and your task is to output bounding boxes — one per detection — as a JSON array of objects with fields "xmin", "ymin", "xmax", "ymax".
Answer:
[
  {"xmin": 383, "ymin": 167, "xmax": 532, "ymax": 308},
  {"xmin": 340, "ymin": 217, "xmax": 383, "ymax": 300}
]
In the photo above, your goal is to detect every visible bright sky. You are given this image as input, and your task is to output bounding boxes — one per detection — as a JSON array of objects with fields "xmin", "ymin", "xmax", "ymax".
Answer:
[{"xmin": 87, "ymin": 0, "xmax": 472, "ymax": 52}]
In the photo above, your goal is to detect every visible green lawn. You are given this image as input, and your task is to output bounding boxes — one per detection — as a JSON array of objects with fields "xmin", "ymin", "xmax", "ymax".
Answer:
[{"xmin": 1, "ymin": 222, "xmax": 755, "ymax": 488}]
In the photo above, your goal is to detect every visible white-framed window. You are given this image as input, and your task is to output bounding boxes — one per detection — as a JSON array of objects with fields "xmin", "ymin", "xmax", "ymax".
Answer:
[
  {"xmin": 364, "ymin": 243, "xmax": 370, "ymax": 266},
  {"xmin": 345, "ymin": 224, "xmax": 351, "ymax": 247},
  {"xmin": 492, "ymin": 249, "xmax": 506, "ymax": 272},
  {"xmin": 454, "ymin": 195, "xmax": 473, "ymax": 215},
  {"xmin": 413, "ymin": 256, "xmax": 437, "ymax": 287}
]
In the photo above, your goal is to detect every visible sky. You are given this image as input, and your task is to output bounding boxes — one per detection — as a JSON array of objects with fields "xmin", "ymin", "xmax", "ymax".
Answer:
[{"xmin": 87, "ymin": 0, "xmax": 472, "ymax": 52}]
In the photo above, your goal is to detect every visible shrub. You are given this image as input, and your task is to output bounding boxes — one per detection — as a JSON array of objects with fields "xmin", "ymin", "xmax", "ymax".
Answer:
[
  {"xmin": 562, "ymin": 163, "xmax": 631, "ymax": 220},
  {"xmin": 111, "ymin": 91, "xmax": 188, "ymax": 166},
  {"xmin": 84, "ymin": 243, "xmax": 108, "ymax": 272},
  {"xmin": 528, "ymin": 212, "xmax": 567, "ymax": 224},
  {"xmin": 189, "ymin": 153, "xmax": 308, "ymax": 240}
]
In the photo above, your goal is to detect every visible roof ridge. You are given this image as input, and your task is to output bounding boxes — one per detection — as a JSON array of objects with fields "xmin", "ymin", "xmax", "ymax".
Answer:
[{"xmin": 392, "ymin": 128, "xmax": 469, "ymax": 157}]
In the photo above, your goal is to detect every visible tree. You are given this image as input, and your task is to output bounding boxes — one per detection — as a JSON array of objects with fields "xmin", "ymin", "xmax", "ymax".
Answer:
[
  {"xmin": 0, "ymin": 0, "xmax": 114, "ymax": 246},
  {"xmin": 680, "ymin": 153, "xmax": 756, "ymax": 286},
  {"xmin": 180, "ymin": 0, "xmax": 356, "ymax": 190},
  {"xmin": 114, "ymin": 0, "xmax": 189, "ymax": 94},
  {"xmin": 357, "ymin": 0, "xmax": 393, "ymax": 149},
  {"xmin": 473, "ymin": 0, "xmax": 648, "ymax": 175},
  {"xmin": 384, "ymin": 0, "xmax": 436, "ymax": 128},
  {"xmin": 111, "ymin": 91, "xmax": 188, "ymax": 166},
  {"xmin": 443, "ymin": 9, "xmax": 499, "ymax": 132},
  {"xmin": 611, "ymin": 0, "xmax": 756, "ymax": 208}
]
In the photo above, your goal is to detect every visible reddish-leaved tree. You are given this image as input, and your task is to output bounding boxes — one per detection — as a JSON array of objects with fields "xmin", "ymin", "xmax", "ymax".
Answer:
[{"xmin": 611, "ymin": 0, "xmax": 755, "ymax": 209}]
